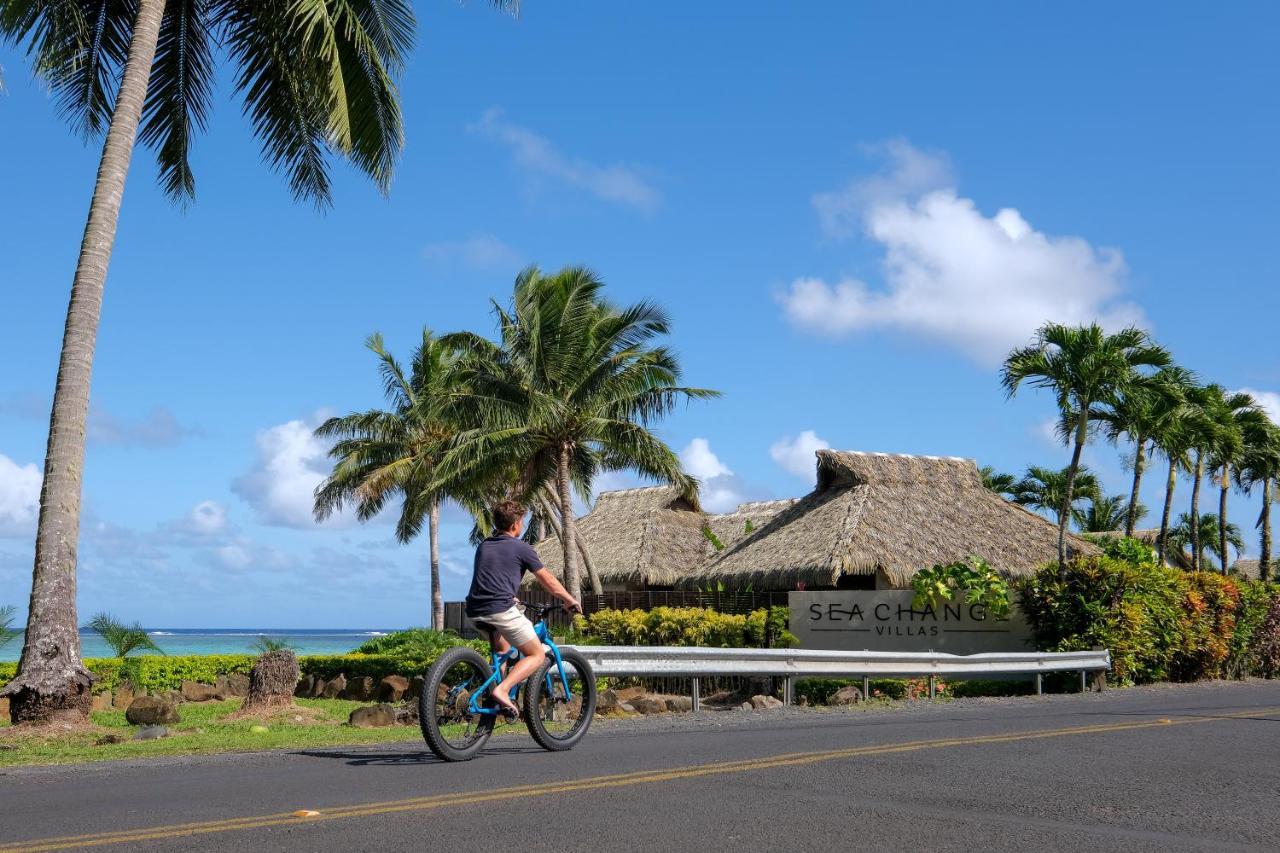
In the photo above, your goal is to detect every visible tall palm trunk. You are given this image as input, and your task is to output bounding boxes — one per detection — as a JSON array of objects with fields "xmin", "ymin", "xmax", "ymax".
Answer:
[
  {"xmin": 1262, "ymin": 479, "xmax": 1273, "ymax": 582},
  {"xmin": 429, "ymin": 503, "xmax": 443, "ymax": 631},
  {"xmin": 556, "ymin": 446, "xmax": 581, "ymax": 599},
  {"xmin": 1056, "ymin": 410, "xmax": 1088, "ymax": 570},
  {"xmin": 537, "ymin": 490, "xmax": 600, "ymax": 595},
  {"xmin": 1158, "ymin": 459, "xmax": 1177, "ymax": 566},
  {"xmin": 2, "ymin": 0, "xmax": 167, "ymax": 725},
  {"xmin": 1218, "ymin": 464, "xmax": 1230, "ymax": 574},
  {"xmin": 1125, "ymin": 435, "xmax": 1147, "ymax": 538},
  {"xmin": 1190, "ymin": 451, "xmax": 1204, "ymax": 571}
]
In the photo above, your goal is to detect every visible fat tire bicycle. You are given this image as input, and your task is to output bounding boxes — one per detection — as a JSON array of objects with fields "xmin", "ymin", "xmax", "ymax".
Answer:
[{"xmin": 419, "ymin": 603, "xmax": 596, "ymax": 762}]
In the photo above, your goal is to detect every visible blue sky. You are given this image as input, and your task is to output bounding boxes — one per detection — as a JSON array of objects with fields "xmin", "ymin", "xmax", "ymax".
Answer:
[{"xmin": 2, "ymin": 2, "xmax": 1278, "ymax": 628}]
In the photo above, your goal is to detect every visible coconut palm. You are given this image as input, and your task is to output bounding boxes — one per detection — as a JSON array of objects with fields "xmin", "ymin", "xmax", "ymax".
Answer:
[
  {"xmin": 0, "ymin": 0, "xmax": 519, "ymax": 725},
  {"xmin": 1201, "ymin": 388, "xmax": 1266, "ymax": 574},
  {"xmin": 1011, "ymin": 465, "xmax": 1101, "ymax": 528},
  {"xmin": 85, "ymin": 613, "xmax": 164, "ymax": 658},
  {"xmin": 436, "ymin": 266, "xmax": 719, "ymax": 599},
  {"xmin": 1073, "ymin": 494, "xmax": 1146, "ymax": 533},
  {"xmin": 1237, "ymin": 418, "xmax": 1280, "ymax": 580},
  {"xmin": 1166, "ymin": 512, "xmax": 1245, "ymax": 572},
  {"xmin": 979, "ymin": 466, "xmax": 1018, "ymax": 498},
  {"xmin": 1146, "ymin": 372, "xmax": 1202, "ymax": 566},
  {"xmin": 1002, "ymin": 323, "xmax": 1171, "ymax": 567},
  {"xmin": 314, "ymin": 331, "xmax": 485, "ymax": 631}
]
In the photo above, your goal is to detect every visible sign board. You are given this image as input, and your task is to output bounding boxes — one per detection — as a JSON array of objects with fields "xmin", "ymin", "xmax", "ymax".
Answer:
[{"xmin": 789, "ymin": 591, "xmax": 1033, "ymax": 654}]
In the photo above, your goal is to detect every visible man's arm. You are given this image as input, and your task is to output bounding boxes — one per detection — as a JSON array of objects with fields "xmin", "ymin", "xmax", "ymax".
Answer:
[{"xmin": 530, "ymin": 567, "xmax": 581, "ymax": 613}]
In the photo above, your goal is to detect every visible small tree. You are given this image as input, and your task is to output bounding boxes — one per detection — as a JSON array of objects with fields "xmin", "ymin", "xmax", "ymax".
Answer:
[
  {"xmin": 85, "ymin": 613, "xmax": 164, "ymax": 657},
  {"xmin": 252, "ymin": 636, "xmax": 296, "ymax": 654},
  {"xmin": 0, "ymin": 606, "xmax": 17, "ymax": 649}
]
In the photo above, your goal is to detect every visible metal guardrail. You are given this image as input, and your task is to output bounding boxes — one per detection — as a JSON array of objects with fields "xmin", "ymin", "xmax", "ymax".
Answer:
[{"xmin": 563, "ymin": 646, "xmax": 1112, "ymax": 709}]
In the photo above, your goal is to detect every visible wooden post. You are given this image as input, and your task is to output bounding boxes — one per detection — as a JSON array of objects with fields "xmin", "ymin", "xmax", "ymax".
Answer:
[{"xmin": 692, "ymin": 677, "xmax": 701, "ymax": 713}]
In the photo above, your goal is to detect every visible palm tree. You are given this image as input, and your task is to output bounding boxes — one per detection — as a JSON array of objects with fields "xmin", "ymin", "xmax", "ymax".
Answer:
[
  {"xmin": 1011, "ymin": 465, "xmax": 1101, "ymax": 528},
  {"xmin": 1002, "ymin": 323, "xmax": 1171, "ymax": 567},
  {"xmin": 437, "ymin": 266, "xmax": 719, "ymax": 599},
  {"xmin": 0, "ymin": 606, "xmax": 17, "ymax": 649},
  {"xmin": 1166, "ymin": 513, "xmax": 1244, "ymax": 571},
  {"xmin": 0, "ymin": 0, "xmax": 517, "ymax": 725},
  {"xmin": 1094, "ymin": 367, "xmax": 1195, "ymax": 537},
  {"xmin": 1145, "ymin": 371, "xmax": 1201, "ymax": 566},
  {"xmin": 1073, "ymin": 494, "xmax": 1145, "ymax": 533},
  {"xmin": 979, "ymin": 466, "xmax": 1018, "ymax": 498},
  {"xmin": 85, "ymin": 613, "xmax": 164, "ymax": 658},
  {"xmin": 1237, "ymin": 418, "xmax": 1280, "ymax": 580},
  {"xmin": 1201, "ymin": 389, "xmax": 1265, "ymax": 574},
  {"xmin": 315, "ymin": 331, "xmax": 484, "ymax": 631}
]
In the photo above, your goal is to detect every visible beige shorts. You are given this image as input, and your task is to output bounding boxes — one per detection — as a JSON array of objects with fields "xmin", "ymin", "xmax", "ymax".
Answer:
[{"xmin": 474, "ymin": 605, "xmax": 538, "ymax": 648}]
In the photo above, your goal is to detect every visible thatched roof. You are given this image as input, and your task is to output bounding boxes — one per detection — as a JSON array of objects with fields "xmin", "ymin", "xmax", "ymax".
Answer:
[
  {"xmin": 705, "ymin": 499, "xmax": 798, "ymax": 553},
  {"xmin": 690, "ymin": 450, "xmax": 1099, "ymax": 589},
  {"xmin": 1230, "ymin": 559, "xmax": 1266, "ymax": 581},
  {"xmin": 533, "ymin": 486, "xmax": 707, "ymax": 587}
]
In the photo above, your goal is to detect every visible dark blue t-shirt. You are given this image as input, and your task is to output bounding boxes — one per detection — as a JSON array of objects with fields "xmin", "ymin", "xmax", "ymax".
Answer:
[{"xmin": 465, "ymin": 533, "xmax": 545, "ymax": 617}]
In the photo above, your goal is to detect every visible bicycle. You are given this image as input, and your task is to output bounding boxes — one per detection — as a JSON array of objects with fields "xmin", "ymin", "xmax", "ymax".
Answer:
[{"xmin": 419, "ymin": 603, "xmax": 597, "ymax": 762}]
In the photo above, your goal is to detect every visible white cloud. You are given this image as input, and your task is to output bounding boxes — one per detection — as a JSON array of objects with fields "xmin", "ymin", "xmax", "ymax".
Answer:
[
  {"xmin": 679, "ymin": 438, "xmax": 743, "ymax": 513},
  {"xmin": 182, "ymin": 501, "xmax": 228, "ymax": 536},
  {"xmin": 88, "ymin": 406, "xmax": 198, "ymax": 448},
  {"xmin": 470, "ymin": 108, "xmax": 661, "ymax": 213},
  {"xmin": 780, "ymin": 141, "xmax": 1147, "ymax": 365},
  {"xmin": 0, "ymin": 453, "xmax": 41, "ymax": 537},
  {"xmin": 769, "ymin": 431, "xmax": 830, "ymax": 480},
  {"xmin": 423, "ymin": 233, "xmax": 524, "ymax": 271},
  {"xmin": 232, "ymin": 415, "xmax": 352, "ymax": 530},
  {"xmin": 1238, "ymin": 388, "xmax": 1280, "ymax": 424}
]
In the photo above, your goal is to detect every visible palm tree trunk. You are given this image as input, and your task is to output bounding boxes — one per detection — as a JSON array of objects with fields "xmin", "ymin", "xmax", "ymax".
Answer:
[
  {"xmin": 429, "ymin": 502, "xmax": 443, "ymax": 631},
  {"xmin": 1262, "ymin": 479, "xmax": 1273, "ymax": 582},
  {"xmin": 538, "ymin": 488, "xmax": 601, "ymax": 594},
  {"xmin": 1158, "ymin": 459, "xmax": 1177, "ymax": 566},
  {"xmin": 1057, "ymin": 411, "xmax": 1088, "ymax": 570},
  {"xmin": 556, "ymin": 446, "xmax": 581, "ymax": 599},
  {"xmin": 1190, "ymin": 452, "xmax": 1203, "ymax": 571},
  {"xmin": 1218, "ymin": 464, "xmax": 1230, "ymax": 574},
  {"xmin": 1126, "ymin": 436, "xmax": 1147, "ymax": 538},
  {"xmin": 1, "ymin": 0, "xmax": 167, "ymax": 726}
]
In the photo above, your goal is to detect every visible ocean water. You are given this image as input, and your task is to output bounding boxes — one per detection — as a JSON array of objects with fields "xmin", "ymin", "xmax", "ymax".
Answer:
[{"xmin": 0, "ymin": 629, "xmax": 392, "ymax": 662}]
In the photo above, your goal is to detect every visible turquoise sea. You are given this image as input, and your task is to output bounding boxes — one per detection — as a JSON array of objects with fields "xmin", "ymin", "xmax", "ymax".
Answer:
[{"xmin": 0, "ymin": 629, "xmax": 392, "ymax": 662}]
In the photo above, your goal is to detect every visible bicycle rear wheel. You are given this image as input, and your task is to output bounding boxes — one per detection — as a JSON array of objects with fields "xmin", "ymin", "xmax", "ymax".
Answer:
[
  {"xmin": 522, "ymin": 648, "xmax": 596, "ymax": 752},
  {"xmin": 420, "ymin": 647, "xmax": 496, "ymax": 762}
]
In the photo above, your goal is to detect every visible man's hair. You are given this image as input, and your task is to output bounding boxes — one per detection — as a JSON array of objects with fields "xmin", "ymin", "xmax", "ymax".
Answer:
[{"xmin": 491, "ymin": 500, "xmax": 525, "ymax": 533}]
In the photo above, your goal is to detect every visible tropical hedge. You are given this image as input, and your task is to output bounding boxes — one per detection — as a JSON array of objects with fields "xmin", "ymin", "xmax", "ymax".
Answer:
[
  {"xmin": 573, "ymin": 606, "xmax": 796, "ymax": 648},
  {"xmin": 1016, "ymin": 539, "xmax": 1280, "ymax": 685}
]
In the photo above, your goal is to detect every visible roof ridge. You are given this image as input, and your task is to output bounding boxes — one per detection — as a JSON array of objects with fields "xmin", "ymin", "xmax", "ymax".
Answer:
[
  {"xmin": 822, "ymin": 449, "xmax": 973, "ymax": 463},
  {"xmin": 596, "ymin": 485, "xmax": 675, "ymax": 497}
]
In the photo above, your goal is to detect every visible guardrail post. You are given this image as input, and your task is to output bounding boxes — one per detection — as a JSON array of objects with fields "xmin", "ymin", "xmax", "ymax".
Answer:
[
  {"xmin": 1078, "ymin": 670, "xmax": 1087, "ymax": 693},
  {"xmin": 1034, "ymin": 673, "xmax": 1043, "ymax": 695},
  {"xmin": 692, "ymin": 677, "xmax": 701, "ymax": 714},
  {"xmin": 862, "ymin": 675, "xmax": 870, "ymax": 700},
  {"xmin": 784, "ymin": 676, "xmax": 794, "ymax": 706},
  {"xmin": 928, "ymin": 674, "xmax": 936, "ymax": 700}
]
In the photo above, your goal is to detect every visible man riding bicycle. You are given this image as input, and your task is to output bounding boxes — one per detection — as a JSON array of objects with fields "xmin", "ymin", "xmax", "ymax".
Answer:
[{"xmin": 465, "ymin": 500, "xmax": 580, "ymax": 717}]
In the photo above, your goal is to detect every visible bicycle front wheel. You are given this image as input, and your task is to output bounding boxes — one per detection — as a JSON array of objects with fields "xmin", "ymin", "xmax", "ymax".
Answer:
[
  {"xmin": 522, "ymin": 647, "xmax": 596, "ymax": 751},
  {"xmin": 420, "ymin": 646, "xmax": 496, "ymax": 762}
]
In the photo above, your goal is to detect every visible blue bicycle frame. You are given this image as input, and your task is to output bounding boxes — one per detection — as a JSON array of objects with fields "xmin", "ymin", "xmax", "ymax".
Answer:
[{"xmin": 465, "ymin": 617, "xmax": 574, "ymax": 717}]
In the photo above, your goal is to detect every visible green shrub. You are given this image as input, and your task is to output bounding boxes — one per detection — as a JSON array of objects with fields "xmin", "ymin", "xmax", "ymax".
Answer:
[
  {"xmin": 793, "ymin": 677, "xmax": 911, "ymax": 704},
  {"xmin": 1223, "ymin": 581, "xmax": 1279, "ymax": 678},
  {"xmin": 1170, "ymin": 572, "xmax": 1239, "ymax": 682},
  {"xmin": 1255, "ymin": 596, "xmax": 1280, "ymax": 677},
  {"xmin": 949, "ymin": 679, "xmax": 1035, "ymax": 698},
  {"xmin": 911, "ymin": 556, "xmax": 1010, "ymax": 619},
  {"xmin": 575, "ymin": 606, "xmax": 797, "ymax": 648},
  {"xmin": 354, "ymin": 628, "xmax": 482, "ymax": 658}
]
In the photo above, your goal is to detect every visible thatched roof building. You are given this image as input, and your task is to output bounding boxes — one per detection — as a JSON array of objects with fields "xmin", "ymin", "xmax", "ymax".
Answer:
[
  {"xmin": 1230, "ymin": 559, "xmax": 1267, "ymax": 581},
  {"xmin": 705, "ymin": 498, "xmax": 798, "ymax": 552},
  {"xmin": 689, "ymin": 450, "xmax": 1098, "ymax": 590},
  {"xmin": 532, "ymin": 486, "xmax": 707, "ymax": 588}
]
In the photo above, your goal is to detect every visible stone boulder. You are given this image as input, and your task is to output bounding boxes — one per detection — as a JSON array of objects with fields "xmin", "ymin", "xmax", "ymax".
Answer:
[
  {"xmin": 216, "ymin": 673, "xmax": 250, "ymax": 698},
  {"xmin": 613, "ymin": 686, "xmax": 646, "ymax": 703},
  {"xmin": 749, "ymin": 694, "xmax": 783, "ymax": 710},
  {"xmin": 125, "ymin": 695, "xmax": 181, "ymax": 726},
  {"xmin": 343, "ymin": 676, "xmax": 375, "ymax": 702},
  {"xmin": 113, "ymin": 684, "xmax": 135, "ymax": 710},
  {"xmin": 630, "ymin": 697, "xmax": 668, "ymax": 715},
  {"xmin": 91, "ymin": 692, "xmax": 114, "ymax": 712},
  {"xmin": 406, "ymin": 675, "xmax": 424, "ymax": 702},
  {"xmin": 394, "ymin": 704, "xmax": 419, "ymax": 726},
  {"xmin": 295, "ymin": 675, "xmax": 316, "ymax": 698},
  {"xmin": 829, "ymin": 685, "xmax": 863, "ymax": 706},
  {"xmin": 181, "ymin": 681, "xmax": 221, "ymax": 703},
  {"xmin": 665, "ymin": 696, "xmax": 693, "ymax": 713},
  {"xmin": 322, "ymin": 674, "xmax": 347, "ymax": 700},
  {"xmin": 348, "ymin": 704, "xmax": 396, "ymax": 728},
  {"xmin": 377, "ymin": 675, "xmax": 410, "ymax": 703}
]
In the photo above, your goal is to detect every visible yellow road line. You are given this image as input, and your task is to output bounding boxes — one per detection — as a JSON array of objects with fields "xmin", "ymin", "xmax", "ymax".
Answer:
[{"xmin": 2, "ymin": 708, "xmax": 1273, "ymax": 853}]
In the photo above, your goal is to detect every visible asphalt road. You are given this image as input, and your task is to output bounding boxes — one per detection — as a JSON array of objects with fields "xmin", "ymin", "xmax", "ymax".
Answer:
[{"xmin": 1, "ymin": 680, "xmax": 1278, "ymax": 852}]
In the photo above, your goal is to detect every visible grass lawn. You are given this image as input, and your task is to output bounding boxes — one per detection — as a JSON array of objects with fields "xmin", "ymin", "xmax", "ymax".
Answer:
[{"xmin": 0, "ymin": 698, "xmax": 449, "ymax": 768}]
